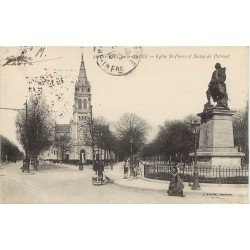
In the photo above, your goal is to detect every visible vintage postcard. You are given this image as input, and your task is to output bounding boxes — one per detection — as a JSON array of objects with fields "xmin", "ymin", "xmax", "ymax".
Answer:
[{"xmin": 0, "ymin": 46, "xmax": 248, "ymax": 204}]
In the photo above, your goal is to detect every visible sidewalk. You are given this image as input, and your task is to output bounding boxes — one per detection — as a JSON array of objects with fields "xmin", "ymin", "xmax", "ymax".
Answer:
[
  {"xmin": 105, "ymin": 162, "xmax": 249, "ymax": 198},
  {"xmin": 0, "ymin": 161, "xmax": 12, "ymax": 168}
]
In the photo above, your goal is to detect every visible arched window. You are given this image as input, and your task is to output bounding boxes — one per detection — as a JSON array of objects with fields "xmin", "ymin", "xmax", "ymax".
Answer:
[
  {"xmin": 83, "ymin": 99, "xmax": 87, "ymax": 109},
  {"xmin": 78, "ymin": 99, "xmax": 82, "ymax": 109}
]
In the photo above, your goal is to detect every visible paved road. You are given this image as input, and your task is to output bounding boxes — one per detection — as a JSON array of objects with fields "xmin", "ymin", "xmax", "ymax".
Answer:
[{"xmin": 0, "ymin": 161, "xmax": 247, "ymax": 204}]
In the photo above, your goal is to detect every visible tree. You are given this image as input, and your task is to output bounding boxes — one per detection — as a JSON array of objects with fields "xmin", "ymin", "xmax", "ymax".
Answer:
[
  {"xmin": 113, "ymin": 113, "xmax": 150, "ymax": 159},
  {"xmin": 0, "ymin": 135, "xmax": 24, "ymax": 162},
  {"xmin": 142, "ymin": 115, "xmax": 196, "ymax": 164},
  {"xmin": 233, "ymin": 103, "xmax": 248, "ymax": 163},
  {"xmin": 54, "ymin": 133, "xmax": 72, "ymax": 160},
  {"xmin": 81, "ymin": 115, "xmax": 117, "ymax": 162},
  {"xmin": 15, "ymin": 94, "xmax": 55, "ymax": 170}
]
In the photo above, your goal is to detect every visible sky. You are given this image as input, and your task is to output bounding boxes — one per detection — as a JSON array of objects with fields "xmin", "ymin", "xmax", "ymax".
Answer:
[{"xmin": 0, "ymin": 46, "xmax": 248, "ymax": 151}]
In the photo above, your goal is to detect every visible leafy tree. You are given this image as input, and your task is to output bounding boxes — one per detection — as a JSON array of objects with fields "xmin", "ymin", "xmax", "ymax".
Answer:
[
  {"xmin": 15, "ymin": 94, "xmax": 54, "ymax": 170},
  {"xmin": 54, "ymin": 133, "xmax": 72, "ymax": 160},
  {"xmin": 233, "ymin": 103, "xmax": 248, "ymax": 163},
  {"xmin": 0, "ymin": 135, "xmax": 24, "ymax": 162},
  {"xmin": 142, "ymin": 115, "xmax": 197, "ymax": 164},
  {"xmin": 113, "ymin": 113, "xmax": 150, "ymax": 159},
  {"xmin": 81, "ymin": 116, "xmax": 117, "ymax": 162}
]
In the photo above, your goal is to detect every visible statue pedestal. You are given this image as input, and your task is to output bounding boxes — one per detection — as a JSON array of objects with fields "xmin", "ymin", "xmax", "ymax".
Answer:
[{"xmin": 190, "ymin": 108, "xmax": 245, "ymax": 168}]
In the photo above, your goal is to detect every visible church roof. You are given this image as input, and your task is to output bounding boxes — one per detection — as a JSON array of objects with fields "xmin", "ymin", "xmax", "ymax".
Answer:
[{"xmin": 55, "ymin": 124, "xmax": 71, "ymax": 133}]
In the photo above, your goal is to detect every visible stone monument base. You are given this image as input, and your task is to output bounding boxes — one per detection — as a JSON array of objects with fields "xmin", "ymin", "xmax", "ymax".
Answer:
[
  {"xmin": 190, "ymin": 107, "xmax": 245, "ymax": 168},
  {"xmin": 190, "ymin": 150, "xmax": 244, "ymax": 168}
]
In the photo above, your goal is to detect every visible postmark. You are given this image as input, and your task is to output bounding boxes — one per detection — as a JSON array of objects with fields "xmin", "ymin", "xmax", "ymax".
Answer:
[{"xmin": 93, "ymin": 46, "xmax": 142, "ymax": 76}]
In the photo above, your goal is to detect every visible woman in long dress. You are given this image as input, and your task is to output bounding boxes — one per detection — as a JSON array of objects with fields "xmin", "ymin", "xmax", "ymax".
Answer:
[{"xmin": 167, "ymin": 164, "xmax": 184, "ymax": 197}]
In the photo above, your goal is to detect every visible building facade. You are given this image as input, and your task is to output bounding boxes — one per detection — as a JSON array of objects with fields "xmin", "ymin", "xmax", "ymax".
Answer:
[
  {"xmin": 70, "ymin": 54, "xmax": 92, "ymax": 162},
  {"xmin": 43, "ymin": 55, "xmax": 93, "ymax": 162}
]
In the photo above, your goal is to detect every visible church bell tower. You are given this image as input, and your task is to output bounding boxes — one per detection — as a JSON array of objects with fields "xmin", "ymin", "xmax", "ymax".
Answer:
[{"xmin": 71, "ymin": 54, "xmax": 92, "ymax": 143}]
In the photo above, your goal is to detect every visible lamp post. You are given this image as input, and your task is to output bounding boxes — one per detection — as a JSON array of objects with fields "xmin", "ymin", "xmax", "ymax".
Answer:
[
  {"xmin": 99, "ymin": 131, "xmax": 103, "ymax": 163},
  {"xmin": 90, "ymin": 105, "xmax": 95, "ymax": 166},
  {"xmin": 129, "ymin": 135, "xmax": 133, "ymax": 169},
  {"xmin": 34, "ymin": 98, "xmax": 39, "ymax": 171},
  {"xmin": 191, "ymin": 119, "xmax": 201, "ymax": 190},
  {"xmin": 24, "ymin": 100, "xmax": 30, "ymax": 172}
]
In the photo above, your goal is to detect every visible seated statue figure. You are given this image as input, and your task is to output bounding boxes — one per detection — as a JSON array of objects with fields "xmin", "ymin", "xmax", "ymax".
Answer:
[{"xmin": 206, "ymin": 63, "xmax": 229, "ymax": 109}]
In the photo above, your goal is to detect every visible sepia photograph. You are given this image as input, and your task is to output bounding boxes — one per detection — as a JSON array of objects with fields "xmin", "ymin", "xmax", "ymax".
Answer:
[
  {"xmin": 0, "ymin": 46, "xmax": 248, "ymax": 204},
  {"xmin": 1, "ymin": 1, "xmax": 250, "ymax": 250}
]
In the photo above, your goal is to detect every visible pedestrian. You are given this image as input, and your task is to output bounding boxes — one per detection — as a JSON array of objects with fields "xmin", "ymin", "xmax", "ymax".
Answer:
[
  {"xmin": 98, "ymin": 160, "xmax": 104, "ymax": 179},
  {"xmin": 21, "ymin": 158, "xmax": 30, "ymax": 173},
  {"xmin": 93, "ymin": 154, "xmax": 100, "ymax": 175},
  {"xmin": 167, "ymin": 163, "xmax": 184, "ymax": 197},
  {"xmin": 134, "ymin": 156, "xmax": 139, "ymax": 168},
  {"xmin": 134, "ymin": 156, "xmax": 143, "ymax": 176},
  {"xmin": 123, "ymin": 158, "xmax": 129, "ymax": 179}
]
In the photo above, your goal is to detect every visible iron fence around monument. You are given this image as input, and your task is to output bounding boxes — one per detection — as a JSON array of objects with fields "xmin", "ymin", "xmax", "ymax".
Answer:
[{"xmin": 144, "ymin": 163, "xmax": 248, "ymax": 184}]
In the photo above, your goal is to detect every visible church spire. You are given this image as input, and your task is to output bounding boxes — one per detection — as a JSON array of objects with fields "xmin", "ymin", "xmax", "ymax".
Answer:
[
  {"xmin": 73, "ymin": 54, "xmax": 92, "ymax": 118},
  {"xmin": 77, "ymin": 54, "xmax": 89, "ymax": 86}
]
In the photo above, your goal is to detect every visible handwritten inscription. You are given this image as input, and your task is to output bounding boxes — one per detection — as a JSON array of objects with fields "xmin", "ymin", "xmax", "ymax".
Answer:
[
  {"xmin": 2, "ymin": 47, "xmax": 62, "ymax": 66},
  {"xmin": 35, "ymin": 47, "xmax": 46, "ymax": 57}
]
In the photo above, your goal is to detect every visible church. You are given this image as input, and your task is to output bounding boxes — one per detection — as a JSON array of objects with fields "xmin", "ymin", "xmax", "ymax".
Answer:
[{"xmin": 43, "ymin": 55, "xmax": 93, "ymax": 163}]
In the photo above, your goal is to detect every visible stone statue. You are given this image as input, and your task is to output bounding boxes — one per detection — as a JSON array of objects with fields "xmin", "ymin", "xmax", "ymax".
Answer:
[{"xmin": 206, "ymin": 63, "xmax": 229, "ymax": 109}]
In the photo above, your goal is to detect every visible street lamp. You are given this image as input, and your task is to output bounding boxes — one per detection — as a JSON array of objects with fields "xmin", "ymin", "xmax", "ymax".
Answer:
[
  {"xmin": 94, "ymin": 129, "xmax": 103, "ymax": 162},
  {"xmin": 129, "ymin": 135, "xmax": 133, "ymax": 168},
  {"xmin": 99, "ymin": 131, "xmax": 103, "ymax": 163},
  {"xmin": 33, "ymin": 98, "xmax": 39, "ymax": 170},
  {"xmin": 24, "ymin": 100, "xmax": 30, "ymax": 173},
  {"xmin": 90, "ymin": 105, "xmax": 95, "ymax": 166},
  {"xmin": 191, "ymin": 119, "xmax": 201, "ymax": 190}
]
